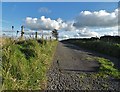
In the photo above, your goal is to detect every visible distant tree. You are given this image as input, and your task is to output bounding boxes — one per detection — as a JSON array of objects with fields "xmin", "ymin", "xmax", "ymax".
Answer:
[
  {"xmin": 90, "ymin": 37, "xmax": 99, "ymax": 41},
  {"xmin": 52, "ymin": 29, "xmax": 58, "ymax": 40},
  {"xmin": 100, "ymin": 35, "xmax": 120, "ymax": 44}
]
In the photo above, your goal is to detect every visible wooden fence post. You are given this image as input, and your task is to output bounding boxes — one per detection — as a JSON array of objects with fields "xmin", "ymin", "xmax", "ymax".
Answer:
[
  {"xmin": 35, "ymin": 32, "xmax": 37, "ymax": 40},
  {"xmin": 21, "ymin": 26, "xmax": 24, "ymax": 38},
  {"xmin": 21, "ymin": 31, "xmax": 24, "ymax": 38},
  {"xmin": 50, "ymin": 36, "xmax": 51, "ymax": 41}
]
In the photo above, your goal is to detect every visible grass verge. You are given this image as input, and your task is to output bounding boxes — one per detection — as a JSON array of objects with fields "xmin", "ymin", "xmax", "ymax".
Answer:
[
  {"xmin": 1, "ymin": 38, "xmax": 58, "ymax": 90},
  {"xmin": 66, "ymin": 39, "xmax": 120, "ymax": 58},
  {"xmin": 95, "ymin": 57, "xmax": 120, "ymax": 78}
]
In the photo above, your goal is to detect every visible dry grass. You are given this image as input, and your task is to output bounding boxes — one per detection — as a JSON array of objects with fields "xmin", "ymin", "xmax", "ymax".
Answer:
[
  {"xmin": 0, "ymin": 37, "xmax": 17, "ymax": 47},
  {"xmin": 0, "ymin": 37, "xmax": 8, "ymax": 46},
  {"xmin": 0, "ymin": 37, "xmax": 2, "ymax": 46}
]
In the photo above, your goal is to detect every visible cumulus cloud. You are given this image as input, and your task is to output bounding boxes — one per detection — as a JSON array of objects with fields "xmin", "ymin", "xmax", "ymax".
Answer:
[
  {"xmin": 74, "ymin": 9, "xmax": 118, "ymax": 27},
  {"xmin": 25, "ymin": 16, "xmax": 78, "ymax": 31},
  {"xmin": 64, "ymin": 22, "xmax": 76, "ymax": 31},
  {"xmin": 25, "ymin": 16, "xmax": 67, "ymax": 30},
  {"xmin": 25, "ymin": 16, "xmax": 99, "ymax": 38},
  {"xmin": 25, "ymin": 8, "xmax": 119, "ymax": 39},
  {"xmin": 74, "ymin": 33, "xmax": 79, "ymax": 37},
  {"xmin": 93, "ymin": 26, "xmax": 118, "ymax": 36},
  {"xmin": 77, "ymin": 28, "xmax": 99, "ymax": 37},
  {"xmin": 59, "ymin": 35, "xmax": 69, "ymax": 39}
]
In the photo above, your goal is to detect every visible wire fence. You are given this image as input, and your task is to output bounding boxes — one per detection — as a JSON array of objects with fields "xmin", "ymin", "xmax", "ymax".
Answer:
[{"xmin": 2, "ymin": 30, "xmax": 53, "ymax": 40}]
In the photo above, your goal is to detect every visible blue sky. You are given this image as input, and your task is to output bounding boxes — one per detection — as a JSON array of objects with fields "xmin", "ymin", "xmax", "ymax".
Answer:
[{"xmin": 2, "ymin": 2, "xmax": 119, "ymax": 38}]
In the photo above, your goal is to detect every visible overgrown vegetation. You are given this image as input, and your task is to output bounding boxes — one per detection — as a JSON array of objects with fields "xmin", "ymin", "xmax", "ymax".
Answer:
[
  {"xmin": 65, "ymin": 39, "xmax": 120, "ymax": 58},
  {"xmin": 95, "ymin": 57, "xmax": 120, "ymax": 78},
  {"xmin": 81, "ymin": 57, "xmax": 120, "ymax": 79},
  {"xmin": 1, "ymin": 38, "xmax": 58, "ymax": 90}
]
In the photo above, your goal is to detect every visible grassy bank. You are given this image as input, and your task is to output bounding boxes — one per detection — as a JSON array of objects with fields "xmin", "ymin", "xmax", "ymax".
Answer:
[
  {"xmin": 95, "ymin": 57, "xmax": 120, "ymax": 78},
  {"xmin": 1, "ymin": 38, "xmax": 58, "ymax": 90},
  {"xmin": 66, "ymin": 39, "xmax": 120, "ymax": 58}
]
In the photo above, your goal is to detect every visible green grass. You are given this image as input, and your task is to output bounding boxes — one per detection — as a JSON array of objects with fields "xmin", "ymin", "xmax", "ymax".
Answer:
[
  {"xmin": 80, "ymin": 57, "xmax": 120, "ymax": 79},
  {"xmin": 1, "ymin": 38, "xmax": 58, "ymax": 90},
  {"xmin": 96, "ymin": 57, "xmax": 120, "ymax": 78},
  {"xmin": 67, "ymin": 39, "xmax": 120, "ymax": 58}
]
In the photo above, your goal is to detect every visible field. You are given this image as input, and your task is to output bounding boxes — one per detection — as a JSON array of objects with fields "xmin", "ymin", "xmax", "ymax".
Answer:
[{"xmin": 1, "ymin": 38, "xmax": 57, "ymax": 90}]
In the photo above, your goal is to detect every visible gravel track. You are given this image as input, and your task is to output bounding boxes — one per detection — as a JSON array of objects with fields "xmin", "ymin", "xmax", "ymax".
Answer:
[{"xmin": 47, "ymin": 42, "xmax": 120, "ymax": 91}]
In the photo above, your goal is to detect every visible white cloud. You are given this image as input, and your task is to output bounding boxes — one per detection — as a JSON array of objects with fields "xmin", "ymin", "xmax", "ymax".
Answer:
[
  {"xmin": 38, "ymin": 7, "xmax": 51, "ymax": 13},
  {"xmin": 77, "ymin": 28, "xmax": 99, "ymax": 37},
  {"xmin": 25, "ymin": 16, "xmax": 67, "ymax": 30},
  {"xmin": 74, "ymin": 9, "xmax": 118, "ymax": 27},
  {"xmin": 93, "ymin": 26, "xmax": 118, "ymax": 36},
  {"xmin": 25, "ymin": 16, "xmax": 99, "ymax": 38},
  {"xmin": 74, "ymin": 33, "xmax": 79, "ymax": 37},
  {"xmin": 64, "ymin": 22, "xmax": 76, "ymax": 31},
  {"xmin": 25, "ymin": 8, "xmax": 119, "ymax": 39},
  {"xmin": 25, "ymin": 16, "xmax": 75, "ymax": 31},
  {"xmin": 59, "ymin": 35, "xmax": 69, "ymax": 38}
]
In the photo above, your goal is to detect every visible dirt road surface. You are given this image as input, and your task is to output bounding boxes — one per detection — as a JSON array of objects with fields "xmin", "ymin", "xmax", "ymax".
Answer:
[{"xmin": 47, "ymin": 42, "xmax": 120, "ymax": 90}]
